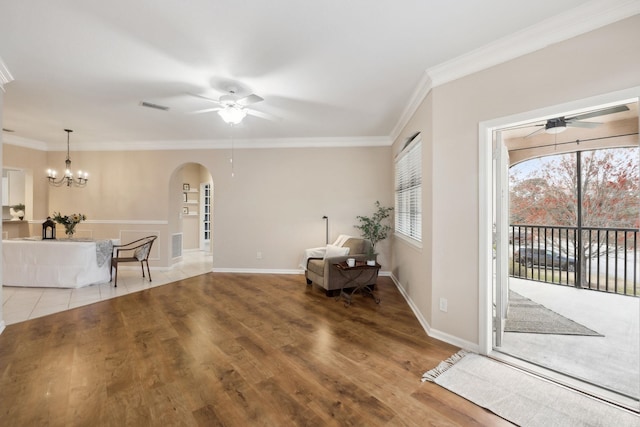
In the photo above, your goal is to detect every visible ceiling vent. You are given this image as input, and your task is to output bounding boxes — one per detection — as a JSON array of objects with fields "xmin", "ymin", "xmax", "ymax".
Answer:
[{"xmin": 140, "ymin": 101, "xmax": 169, "ymax": 111}]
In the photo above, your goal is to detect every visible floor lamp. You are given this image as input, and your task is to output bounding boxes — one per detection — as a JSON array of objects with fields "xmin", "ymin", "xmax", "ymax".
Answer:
[{"xmin": 322, "ymin": 216, "xmax": 328, "ymax": 244}]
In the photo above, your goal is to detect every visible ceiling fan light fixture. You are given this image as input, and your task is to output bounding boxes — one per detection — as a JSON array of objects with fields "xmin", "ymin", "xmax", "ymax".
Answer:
[
  {"xmin": 545, "ymin": 125, "xmax": 567, "ymax": 134},
  {"xmin": 218, "ymin": 105, "xmax": 247, "ymax": 125},
  {"xmin": 544, "ymin": 117, "xmax": 567, "ymax": 134}
]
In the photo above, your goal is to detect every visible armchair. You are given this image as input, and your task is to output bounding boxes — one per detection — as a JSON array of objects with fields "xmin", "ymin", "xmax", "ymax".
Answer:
[{"xmin": 305, "ymin": 237, "xmax": 376, "ymax": 295}]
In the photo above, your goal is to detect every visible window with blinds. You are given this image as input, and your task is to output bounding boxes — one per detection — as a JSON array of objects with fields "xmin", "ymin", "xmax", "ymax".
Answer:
[{"xmin": 395, "ymin": 137, "xmax": 422, "ymax": 244}]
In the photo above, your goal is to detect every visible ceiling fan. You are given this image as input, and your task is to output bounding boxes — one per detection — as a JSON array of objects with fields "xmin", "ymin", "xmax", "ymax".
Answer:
[
  {"xmin": 525, "ymin": 105, "xmax": 629, "ymax": 138},
  {"xmin": 187, "ymin": 89, "xmax": 267, "ymax": 124}
]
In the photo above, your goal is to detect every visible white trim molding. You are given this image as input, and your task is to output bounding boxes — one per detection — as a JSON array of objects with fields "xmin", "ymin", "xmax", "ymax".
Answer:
[
  {"xmin": 427, "ymin": 0, "xmax": 640, "ymax": 88},
  {"xmin": 390, "ymin": 71, "xmax": 433, "ymax": 142},
  {"xmin": 6, "ymin": 134, "xmax": 392, "ymax": 152},
  {"xmin": 29, "ymin": 219, "xmax": 169, "ymax": 225}
]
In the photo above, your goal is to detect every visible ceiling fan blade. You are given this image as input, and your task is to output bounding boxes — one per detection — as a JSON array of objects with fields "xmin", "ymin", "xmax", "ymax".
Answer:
[
  {"xmin": 186, "ymin": 107, "xmax": 221, "ymax": 115},
  {"xmin": 567, "ymin": 121, "xmax": 601, "ymax": 129},
  {"xmin": 568, "ymin": 105, "xmax": 629, "ymax": 121},
  {"xmin": 246, "ymin": 109, "xmax": 276, "ymax": 121},
  {"xmin": 237, "ymin": 94, "xmax": 264, "ymax": 106},
  {"xmin": 187, "ymin": 92, "xmax": 222, "ymax": 105},
  {"xmin": 524, "ymin": 127, "xmax": 546, "ymax": 138}
]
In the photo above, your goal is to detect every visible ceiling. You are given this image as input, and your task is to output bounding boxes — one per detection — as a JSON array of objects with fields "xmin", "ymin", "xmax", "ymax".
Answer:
[{"xmin": 0, "ymin": 0, "xmax": 633, "ymax": 150}]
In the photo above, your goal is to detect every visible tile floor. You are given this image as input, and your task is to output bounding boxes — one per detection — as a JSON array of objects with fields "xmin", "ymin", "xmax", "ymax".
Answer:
[{"xmin": 2, "ymin": 250, "xmax": 213, "ymax": 326}]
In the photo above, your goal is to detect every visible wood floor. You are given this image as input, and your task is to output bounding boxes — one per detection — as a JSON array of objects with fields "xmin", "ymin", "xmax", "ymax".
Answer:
[{"xmin": 0, "ymin": 273, "xmax": 511, "ymax": 426}]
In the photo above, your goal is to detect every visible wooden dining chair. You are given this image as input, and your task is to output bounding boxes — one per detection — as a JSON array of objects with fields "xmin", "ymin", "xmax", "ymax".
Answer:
[{"xmin": 110, "ymin": 235, "xmax": 158, "ymax": 287}]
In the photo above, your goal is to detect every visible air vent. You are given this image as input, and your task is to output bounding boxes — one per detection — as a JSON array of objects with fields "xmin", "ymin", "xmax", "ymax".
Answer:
[
  {"xmin": 172, "ymin": 233, "xmax": 183, "ymax": 258},
  {"xmin": 140, "ymin": 101, "xmax": 169, "ymax": 111}
]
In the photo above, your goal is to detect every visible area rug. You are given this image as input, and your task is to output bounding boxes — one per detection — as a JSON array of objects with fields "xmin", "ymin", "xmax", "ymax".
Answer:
[
  {"xmin": 422, "ymin": 351, "xmax": 638, "ymax": 427},
  {"xmin": 505, "ymin": 291, "xmax": 603, "ymax": 336}
]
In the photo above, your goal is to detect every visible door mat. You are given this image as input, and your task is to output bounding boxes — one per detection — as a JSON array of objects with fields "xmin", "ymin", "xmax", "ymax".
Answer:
[{"xmin": 505, "ymin": 291, "xmax": 603, "ymax": 336}]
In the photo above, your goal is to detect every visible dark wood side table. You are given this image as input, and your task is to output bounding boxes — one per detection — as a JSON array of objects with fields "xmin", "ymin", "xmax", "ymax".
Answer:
[{"xmin": 334, "ymin": 260, "xmax": 381, "ymax": 306}]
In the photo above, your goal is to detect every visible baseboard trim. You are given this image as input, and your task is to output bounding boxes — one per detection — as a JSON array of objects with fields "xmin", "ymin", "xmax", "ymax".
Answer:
[{"xmin": 389, "ymin": 274, "xmax": 479, "ymax": 353}]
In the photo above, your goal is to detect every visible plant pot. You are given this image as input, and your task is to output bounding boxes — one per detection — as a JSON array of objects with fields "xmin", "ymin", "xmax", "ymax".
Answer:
[{"xmin": 366, "ymin": 260, "xmax": 376, "ymax": 266}]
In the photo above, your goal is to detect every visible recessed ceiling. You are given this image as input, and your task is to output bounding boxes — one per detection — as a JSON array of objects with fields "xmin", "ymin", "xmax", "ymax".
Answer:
[{"xmin": 0, "ymin": 0, "xmax": 630, "ymax": 149}]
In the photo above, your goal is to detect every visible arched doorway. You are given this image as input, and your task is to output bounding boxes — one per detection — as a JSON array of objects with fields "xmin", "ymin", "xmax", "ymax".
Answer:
[{"xmin": 169, "ymin": 162, "xmax": 213, "ymax": 265}]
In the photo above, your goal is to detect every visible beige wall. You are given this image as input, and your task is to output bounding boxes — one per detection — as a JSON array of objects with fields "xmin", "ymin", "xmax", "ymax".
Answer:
[
  {"xmin": 3, "ymin": 143, "xmax": 393, "ymax": 271},
  {"xmin": 391, "ymin": 92, "xmax": 434, "ymax": 327},
  {"xmin": 391, "ymin": 15, "xmax": 640, "ymax": 347}
]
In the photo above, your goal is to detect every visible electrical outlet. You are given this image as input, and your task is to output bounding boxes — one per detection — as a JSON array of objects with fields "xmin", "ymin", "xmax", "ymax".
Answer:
[
  {"xmin": 256, "ymin": 251, "xmax": 262, "ymax": 259},
  {"xmin": 439, "ymin": 298, "xmax": 448, "ymax": 312}
]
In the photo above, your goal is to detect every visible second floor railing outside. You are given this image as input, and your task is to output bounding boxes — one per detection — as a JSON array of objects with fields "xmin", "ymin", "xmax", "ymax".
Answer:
[{"xmin": 510, "ymin": 224, "xmax": 639, "ymax": 297}]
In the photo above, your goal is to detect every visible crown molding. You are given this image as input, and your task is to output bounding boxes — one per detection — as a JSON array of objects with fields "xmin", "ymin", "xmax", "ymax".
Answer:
[
  {"xmin": 389, "ymin": 71, "xmax": 433, "ymax": 142},
  {"xmin": 0, "ymin": 57, "xmax": 14, "ymax": 91},
  {"xmin": 9, "ymin": 135, "xmax": 392, "ymax": 152},
  {"xmin": 2, "ymin": 133, "xmax": 48, "ymax": 150},
  {"xmin": 427, "ymin": 0, "xmax": 640, "ymax": 88},
  {"xmin": 390, "ymin": 0, "xmax": 640, "ymax": 144}
]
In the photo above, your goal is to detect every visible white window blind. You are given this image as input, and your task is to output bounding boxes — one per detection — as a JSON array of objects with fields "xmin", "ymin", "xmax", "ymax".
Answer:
[{"xmin": 395, "ymin": 137, "xmax": 422, "ymax": 243}]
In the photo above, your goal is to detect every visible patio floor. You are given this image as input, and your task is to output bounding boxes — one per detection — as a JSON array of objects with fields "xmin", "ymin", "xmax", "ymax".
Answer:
[{"xmin": 499, "ymin": 277, "xmax": 639, "ymax": 409}]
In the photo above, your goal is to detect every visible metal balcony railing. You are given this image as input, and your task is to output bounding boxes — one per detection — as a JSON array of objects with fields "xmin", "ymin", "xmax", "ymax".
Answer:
[{"xmin": 510, "ymin": 224, "xmax": 639, "ymax": 297}]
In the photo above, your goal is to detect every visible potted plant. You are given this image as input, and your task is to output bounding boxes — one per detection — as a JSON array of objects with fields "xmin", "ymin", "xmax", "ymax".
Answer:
[
  {"xmin": 354, "ymin": 201, "xmax": 393, "ymax": 265},
  {"xmin": 10, "ymin": 203, "xmax": 25, "ymax": 220}
]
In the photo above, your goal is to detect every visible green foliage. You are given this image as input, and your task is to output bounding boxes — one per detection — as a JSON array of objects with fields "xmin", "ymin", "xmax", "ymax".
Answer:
[
  {"xmin": 10, "ymin": 203, "xmax": 25, "ymax": 211},
  {"xmin": 52, "ymin": 212, "xmax": 87, "ymax": 236},
  {"xmin": 510, "ymin": 148, "xmax": 639, "ymax": 228},
  {"xmin": 354, "ymin": 201, "xmax": 393, "ymax": 256}
]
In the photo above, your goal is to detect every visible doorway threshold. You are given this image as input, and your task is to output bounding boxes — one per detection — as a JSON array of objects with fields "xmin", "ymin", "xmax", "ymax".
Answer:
[{"xmin": 488, "ymin": 350, "xmax": 639, "ymax": 413}]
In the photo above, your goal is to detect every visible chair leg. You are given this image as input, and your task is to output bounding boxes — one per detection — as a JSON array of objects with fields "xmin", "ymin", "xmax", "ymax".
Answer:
[
  {"xmin": 113, "ymin": 263, "xmax": 118, "ymax": 287},
  {"xmin": 139, "ymin": 260, "xmax": 152, "ymax": 282},
  {"xmin": 140, "ymin": 261, "xmax": 146, "ymax": 278}
]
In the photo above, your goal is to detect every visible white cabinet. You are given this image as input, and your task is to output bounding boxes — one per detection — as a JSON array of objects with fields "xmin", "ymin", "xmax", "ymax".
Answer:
[
  {"xmin": 2, "ymin": 170, "xmax": 25, "ymax": 206},
  {"xmin": 2, "ymin": 176, "xmax": 8, "ymax": 206}
]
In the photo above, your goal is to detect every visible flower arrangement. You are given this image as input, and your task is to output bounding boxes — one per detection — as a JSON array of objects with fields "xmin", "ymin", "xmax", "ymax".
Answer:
[{"xmin": 52, "ymin": 212, "xmax": 86, "ymax": 237}]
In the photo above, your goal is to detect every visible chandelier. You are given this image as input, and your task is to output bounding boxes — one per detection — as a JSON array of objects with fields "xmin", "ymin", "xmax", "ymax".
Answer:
[{"xmin": 47, "ymin": 129, "xmax": 89, "ymax": 187}]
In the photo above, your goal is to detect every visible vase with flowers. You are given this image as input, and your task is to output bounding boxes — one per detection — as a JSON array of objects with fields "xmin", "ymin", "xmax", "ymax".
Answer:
[{"xmin": 52, "ymin": 212, "xmax": 86, "ymax": 238}]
